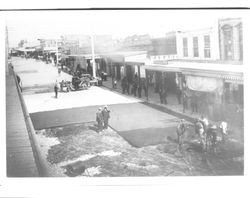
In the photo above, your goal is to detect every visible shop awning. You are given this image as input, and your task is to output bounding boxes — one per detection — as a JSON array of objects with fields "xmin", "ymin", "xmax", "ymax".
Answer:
[
  {"xmin": 223, "ymin": 75, "xmax": 244, "ymax": 84},
  {"xmin": 142, "ymin": 64, "xmax": 181, "ymax": 73},
  {"xmin": 124, "ymin": 53, "xmax": 148, "ymax": 64},
  {"xmin": 68, "ymin": 54, "xmax": 101, "ymax": 59},
  {"xmin": 144, "ymin": 61, "xmax": 244, "ymax": 84},
  {"xmin": 103, "ymin": 51, "xmax": 148, "ymax": 63},
  {"xmin": 186, "ymin": 75, "xmax": 223, "ymax": 93}
]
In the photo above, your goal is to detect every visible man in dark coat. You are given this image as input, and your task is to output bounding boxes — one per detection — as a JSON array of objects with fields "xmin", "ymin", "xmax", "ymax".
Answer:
[
  {"xmin": 132, "ymin": 81, "xmax": 138, "ymax": 97},
  {"xmin": 96, "ymin": 107, "xmax": 104, "ymax": 132},
  {"xmin": 126, "ymin": 82, "xmax": 130, "ymax": 95},
  {"xmin": 176, "ymin": 87, "xmax": 182, "ymax": 104},
  {"xmin": 143, "ymin": 83, "xmax": 148, "ymax": 97},
  {"xmin": 102, "ymin": 105, "xmax": 110, "ymax": 129},
  {"xmin": 159, "ymin": 88, "xmax": 164, "ymax": 104},
  {"xmin": 162, "ymin": 89, "xmax": 168, "ymax": 104},
  {"xmin": 54, "ymin": 81, "xmax": 59, "ymax": 98},
  {"xmin": 121, "ymin": 77, "xmax": 127, "ymax": 94},
  {"xmin": 191, "ymin": 94, "xmax": 198, "ymax": 114},
  {"xmin": 182, "ymin": 90, "xmax": 188, "ymax": 113},
  {"xmin": 16, "ymin": 74, "xmax": 22, "ymax": 92},
  {"xmin": 138, "ymin": 83, "xmax": 142, "ymax": 98},
  {"xmin": 176, "ymin": 119, "xmax": 187, "ymax": 151},
  {"xmin": 195, "ymin": 119, "xmax": 206, "ymax": 152}
]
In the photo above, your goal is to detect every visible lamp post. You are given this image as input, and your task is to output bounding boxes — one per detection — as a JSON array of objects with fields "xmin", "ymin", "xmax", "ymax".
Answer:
[{"xmin": 91, "ymin": 35, "xmax": 96, "ymax": 78}]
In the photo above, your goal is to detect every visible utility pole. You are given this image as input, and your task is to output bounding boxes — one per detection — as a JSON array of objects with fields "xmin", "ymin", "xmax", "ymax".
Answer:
[
  {"xmin": 56, "ymin": 39, "xmax": 59, "ymax": 67},
  {"xmin": 91, "ymin": 35, "xmax": 96, "ymax": 78},
  {"xmin": 5, "ymin": 26, "xmax": 9, "ymax": 74}
]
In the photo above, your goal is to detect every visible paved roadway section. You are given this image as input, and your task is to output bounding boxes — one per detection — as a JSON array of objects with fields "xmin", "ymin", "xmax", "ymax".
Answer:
[{"xmin": 30, "ymin": 101, "xmax": 179, "ymax": 147}]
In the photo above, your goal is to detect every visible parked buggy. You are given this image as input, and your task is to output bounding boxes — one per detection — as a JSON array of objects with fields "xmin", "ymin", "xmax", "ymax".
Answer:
[{"xmin": 60, "ymin": 73, "xmax": 102, "ymax": 92}]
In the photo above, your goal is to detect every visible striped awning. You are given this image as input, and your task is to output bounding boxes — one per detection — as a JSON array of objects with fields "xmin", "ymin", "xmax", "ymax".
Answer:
[{"xmin": 221, "ymin": 74, "xmax": 243, "ymax": 84}]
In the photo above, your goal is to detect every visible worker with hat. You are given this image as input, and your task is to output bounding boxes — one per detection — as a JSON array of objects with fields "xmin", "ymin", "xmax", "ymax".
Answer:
[
  {"xmin": 96, "ymin": 107, "xmax": 104, "ymax": 132},
  {"xmin": 176, "ymin": 119, "xmax": 187, "ymax": 151},
  {"xmin": 102, "ymin": 105, "xmax": 110, "ymax": 130}
]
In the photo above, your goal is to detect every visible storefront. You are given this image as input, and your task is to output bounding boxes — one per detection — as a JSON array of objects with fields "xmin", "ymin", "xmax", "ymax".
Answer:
[
  {"xmin": 142, "ymin": 64, "xmax": 181, "ymax": 102},
  {"xmin": 63, "ymin": 54, "xmax": 104, "ymax": 76},
  {"xmin": 103, "ymin": 51, "xmax": 148, "ymax": 82},
  {"xmin": 144, "ymin": 62, "xmax": 243, "ymax": 125},
  {"xmin": 180, "ymin": 63, "xmax": 243, "ymax": 123}
]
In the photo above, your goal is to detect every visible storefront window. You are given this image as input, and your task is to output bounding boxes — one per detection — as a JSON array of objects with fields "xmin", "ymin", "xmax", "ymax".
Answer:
[
  {"xmin": 239, "ymin": 23, "xmax": 243, "ymax": 61},
  {"xmin": 183, "ymin": 38, "xmax": 188, "ymax": 57},
  {"xmin": 193, "ymin": 37, "xmax": 199, "ymax": 57},
  {"xmin": 224, "ymin": 82, "xmax": 243, "ymax": 105},
  {"xmin": 204, "ymin": 35, "xmax": 211, "ymax": 58},
  {"xmin": 222, "ymin": 25, "xmax": 233, "ymax": 60}
]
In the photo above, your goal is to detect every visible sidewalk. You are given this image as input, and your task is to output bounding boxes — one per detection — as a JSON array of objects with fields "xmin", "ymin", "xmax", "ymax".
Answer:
[
  {"xmin": 6, "ymin": 68, "xmax": 40, "ymax": 177},
  {"xmin": 102, "ymin": 77, "xmax": 243, "ymax": 142}
]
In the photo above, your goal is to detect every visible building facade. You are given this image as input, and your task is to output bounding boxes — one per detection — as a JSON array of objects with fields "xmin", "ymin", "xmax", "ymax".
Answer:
[
  {"xmin": 176, "ymin": 27, "xmax": 220, "ymax": 61},
  {"xmin": 143, "ymin": 18, "xmax": 243, "ymax": 128},
  {"xmin": 149, "ymin": 31, "xmax": 178, "ymax": 63}
]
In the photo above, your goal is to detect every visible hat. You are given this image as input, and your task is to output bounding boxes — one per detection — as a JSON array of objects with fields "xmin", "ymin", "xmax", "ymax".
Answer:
[
  {"xmin": 104, "ymin": 105, "xmax": 108, "ymax": 109},
  {"xmin": 98, "ymin": 107, "xmax": 102, "ymax": 110}
]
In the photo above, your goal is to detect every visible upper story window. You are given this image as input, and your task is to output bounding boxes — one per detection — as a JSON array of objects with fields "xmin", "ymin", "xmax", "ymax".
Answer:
[
  {"xmin": 222, "ymin": 25, "xmax": 233, "ymax": 60},
  {"xmin": 238, "ymin": 23, "xmax": 243, "ymax": 61},
  {"xmin": 193, "ymin": 37, "xmax": 199, "ymax": 57},
  {"xmin": 183, "ymin": 38, "xmax": 188, "ymax": 57},
  {"xmin": 204, "ymin": 35, "xmax": 211, "ymax": 58}
]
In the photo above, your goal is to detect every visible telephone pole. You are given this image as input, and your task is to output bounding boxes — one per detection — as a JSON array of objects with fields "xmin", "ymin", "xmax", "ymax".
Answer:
[
  {"xmin": 91, "ymin": 35, "xmax": 96, "ymax": 78},
  {"xmin": 6, "ymin": 26, "xmax": 9, "ymax": 74}
]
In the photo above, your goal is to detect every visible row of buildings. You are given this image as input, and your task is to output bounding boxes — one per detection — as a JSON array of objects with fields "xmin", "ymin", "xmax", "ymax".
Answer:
[{"xmin": 11, "ymin": 17, "xmax": 243, "ymax": 126}]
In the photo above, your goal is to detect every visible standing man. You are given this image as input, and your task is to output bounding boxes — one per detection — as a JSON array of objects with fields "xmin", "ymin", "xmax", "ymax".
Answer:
[
  {"xmin": 195, "ymin": 119, "xmax": 206, "ymax": 152},
  {"xmin": 206, "ymin": 125, "xmax": 218, "ymax": 153},
  {"xmin": 54, "ymin": 80, "xmax": 59, "ymax": 98},
  {"xmin": 200, "ymin": 115, "xmax": 209, "ymax": 134},
  {"xmin": 176, "ymin": 119, "xmax": 187, "ymax": 151},
  {"xmin": 182, "ymin": 90, "xmax": 188, "ymax": 113},
  {"xmin": 159, "ymin": 88, "xmax": 163, "ymax": 104},
  {"xmin": 113, "ymin": 78, "xmax": 117, "ymax": 89},
  {"xmin": 191, "ymin": 94, "xmax": 198, "ymax": 114},
  {"xmin": 143, "ymin": 82, "xmax": 148, "ymax": 98},
  {"xmin": 162, "ymin": 89, "xmax": 168, "ymax": 105},
  {"xmin": 138, "ymin": 82, "xmax": 142, "ymax": 98},
  {"xmin": 16, "ymin": 74, "xmax": 22, "ymax": 92},
  {"xmin": 219, "ymin": 121, "xmax": 228, "ymax": 142},
  {"xmin": 102, "ymin": 105, "xmax": 110, "ymax": 130},
  {"xmin": 121, "ymin": 77, "xmax": 127, "ymax": 94},
  {"xmin": 96, "ymin": 107, "xmax": 104, "ymax": 132},
  {"xmin": 176, "ymin": 87, "xmax": 182, "ymax": 105},
  {"xmin": 126, "ymin": 81, "xmax": 130, "ymax": 95},
  {"xmin": 133, "ymin": 81, "xmax": 138, "ymax": 97}
]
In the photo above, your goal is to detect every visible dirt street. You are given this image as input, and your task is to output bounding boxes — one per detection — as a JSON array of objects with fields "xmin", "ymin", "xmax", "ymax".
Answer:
[{"xmin": 36, "ymin": 122, "xmax": 243, "ymax": 177}]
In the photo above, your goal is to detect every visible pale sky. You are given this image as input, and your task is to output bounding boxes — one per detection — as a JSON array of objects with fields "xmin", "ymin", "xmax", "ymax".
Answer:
[{"xmin": 5, "ymin": 10, "xmax": 245, "ymax": 47}]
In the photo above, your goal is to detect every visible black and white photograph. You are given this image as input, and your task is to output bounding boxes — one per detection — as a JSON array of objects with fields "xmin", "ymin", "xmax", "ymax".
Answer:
[{"xmin": 1, "ymin": 5, "xmax": 249, "ymax": 198}]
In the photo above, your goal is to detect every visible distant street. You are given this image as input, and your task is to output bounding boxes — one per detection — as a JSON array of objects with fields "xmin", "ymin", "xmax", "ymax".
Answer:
[{"xmin": 12, "ymin": 57, "xmax": 72, "ymax": 94}]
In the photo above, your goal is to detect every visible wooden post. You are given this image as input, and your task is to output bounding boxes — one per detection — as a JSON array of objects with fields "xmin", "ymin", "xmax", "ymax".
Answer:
[
  {"xmin": 138, "ymin": 64, "xmax": 141, "ymax": 85},
  {"xmin": 123, "ymin": 57, "xmax": 126, "ymax": 79},
  {"xmin": 111, "ymin": 58, "xmax": 114, "ymax": 88},
  {"xmin": 146, "ymin": 69, "xmax": 149, "ymax": 101}
]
